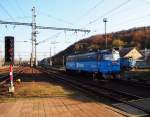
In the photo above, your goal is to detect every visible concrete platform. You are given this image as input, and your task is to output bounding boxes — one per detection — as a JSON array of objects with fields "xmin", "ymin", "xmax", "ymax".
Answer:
[{"xmin": 0, "ymin": 96, "xmax": 125, "ymax": 117}]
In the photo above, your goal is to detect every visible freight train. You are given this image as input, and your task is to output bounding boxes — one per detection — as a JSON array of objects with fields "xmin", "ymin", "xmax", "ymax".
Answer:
[{"xmin": 65, "ymin": 49, "xmax": 121, "ymax": 79}]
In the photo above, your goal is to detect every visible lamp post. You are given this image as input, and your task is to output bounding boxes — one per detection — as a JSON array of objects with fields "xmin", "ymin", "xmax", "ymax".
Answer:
[
  {"xmin": 49, "ymin": 46, "xmax": 52, "ymax": 66},
  {"xmin": 103, "ymin": 18, "xmax": 108, "ymax": 49}
]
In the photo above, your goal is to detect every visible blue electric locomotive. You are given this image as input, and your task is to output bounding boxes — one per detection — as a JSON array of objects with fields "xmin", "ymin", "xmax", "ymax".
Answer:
[{"xmin": 66, "ymin": 49, "xmax": 120, "ymax": 79}]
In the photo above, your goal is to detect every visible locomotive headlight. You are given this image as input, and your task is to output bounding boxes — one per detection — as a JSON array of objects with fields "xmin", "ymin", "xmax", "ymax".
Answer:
[{"xmin": 112, "ymin": 61, "xmax": 116, "ymax": 64}]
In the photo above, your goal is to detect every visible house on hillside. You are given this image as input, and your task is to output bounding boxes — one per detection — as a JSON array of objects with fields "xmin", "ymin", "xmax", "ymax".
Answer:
[{"xmin": 119, "ymin": 47, "xmax": 143, "ymax": 60}]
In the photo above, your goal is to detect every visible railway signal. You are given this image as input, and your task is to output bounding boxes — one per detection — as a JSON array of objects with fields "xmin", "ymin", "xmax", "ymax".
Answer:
[
  {"xmin": 5, "ymin": 36, "xmax": 14, "ymax": 64},
  {"xmin": 5, "ymin": 36, "xmax": 15, "ymax": 93}
]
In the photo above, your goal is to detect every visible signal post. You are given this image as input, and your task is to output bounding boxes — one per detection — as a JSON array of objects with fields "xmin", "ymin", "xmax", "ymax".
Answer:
[{"xmin": 5, "ymin": 36, "xmax": 14, "ymax": 93}]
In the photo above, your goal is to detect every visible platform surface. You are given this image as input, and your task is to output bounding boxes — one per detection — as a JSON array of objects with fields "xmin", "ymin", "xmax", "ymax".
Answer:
[{"xmin": 0, "ymin": 96, "xmax": 125, "ymax": 117}]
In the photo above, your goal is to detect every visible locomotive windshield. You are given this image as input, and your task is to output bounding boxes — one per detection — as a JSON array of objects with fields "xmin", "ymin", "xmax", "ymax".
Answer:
[
  {"xmin": 112, "ymin": 50, "xmax": 120, "ymax": 60},
  {"xmin": 103, "ymin": 50, "xmax": 120, "ymax": 61},
  {"xmin": 103, "ymin": 54, "xmax": 113, "ymax": 60}
]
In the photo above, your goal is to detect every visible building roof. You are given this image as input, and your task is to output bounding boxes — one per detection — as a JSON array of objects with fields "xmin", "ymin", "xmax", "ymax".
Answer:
[{"xmin": 119, "ymin": 47, "xmax": 135, "ymax": 57}]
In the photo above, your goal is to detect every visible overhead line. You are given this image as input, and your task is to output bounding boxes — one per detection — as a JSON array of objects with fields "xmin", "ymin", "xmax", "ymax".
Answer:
[
  {"xmin": 36, "ymin": 25, "xmax": 90, "ymax": 32},
  {"xmin": 39, "ymin": 11, "xmax": 75, "ymax": 26},
  {"xmin": 4, "ymin": 16, "xmax": 31, "ymax": 21},
  {"xmin": 0, "ymin": 20, "xmax": 90, "ymax": 32},
  {"xmin": 0, "ymin": 2, "xmax": 15, "ymax": 21},
  {"xmin": 79, "ymin": 0, "xmax": 104, "ymax": 19},
  {"xmin": 15, "ymin": 0, "xmax": 26, "ymax": 17},
  {"xmin": 0, "ymin": 20, "xmax": 31, "ymax": 26},
  {"xmin": 111, "ymin": 14, "xmax": 150, "ymax": 30},
  {"xmin": 112, "ymin": 13, "xmax": 150, "ymax": 28},
  {"xmin": 37, "ymin": 32, "xmax": 62, "ymax": 45},
  {"xmin": 86, "ymin": 0, "xmax": 131, "ymax": 26}
]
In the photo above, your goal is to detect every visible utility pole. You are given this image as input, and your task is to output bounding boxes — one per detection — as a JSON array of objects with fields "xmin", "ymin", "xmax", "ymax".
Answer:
[
  {"xmin": 145, "ymin": 48, "xmax": 147, "ymax": 61},
  {"xmin": 49, "ymin": 46, "xmax": 52, "ymax": 66},
  {"xmin": 31, "ymin": 6, "xmax": 37, "ymax": 67},
  {"xmin": 0, "ymin": 48, "xmax": 2, "ymax": 66},
  {"xmin": 103, "ymin": 18, "xmax": 108, "ymax": 49},
  {"xmin": 51, "ymin": 41, "xmax": 58, "ymax": 55}
]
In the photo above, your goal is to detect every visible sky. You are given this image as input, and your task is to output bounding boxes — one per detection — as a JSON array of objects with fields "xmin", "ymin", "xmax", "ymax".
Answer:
[{"xmin": 0, "ymin": 0, "xmax": 150, "ymax": 61}]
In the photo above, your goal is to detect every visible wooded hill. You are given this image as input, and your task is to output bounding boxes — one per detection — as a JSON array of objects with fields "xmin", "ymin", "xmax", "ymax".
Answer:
[{"xmin": 51, "ymin": 26, "xmax": 150, "ymax": 66}]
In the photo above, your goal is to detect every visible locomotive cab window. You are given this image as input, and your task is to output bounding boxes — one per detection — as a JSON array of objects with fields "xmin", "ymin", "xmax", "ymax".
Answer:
[
  {"xmin": 112, "ymin": 50, "xmax": 120, "ymax": 61},
  {"xmin": 103, "ymin": 51, "xmax": 120, "ymax": 61},
  {"xmin": 103, "ymin": 54, "xmax": 113, "ymax": 61},
  {"xmin": 77, "ymin": 53, "xmax": 97, "ymax": 62},
  {"xmin": 67, "ymin": 56, "xmax": 76, "ymax": 62}
]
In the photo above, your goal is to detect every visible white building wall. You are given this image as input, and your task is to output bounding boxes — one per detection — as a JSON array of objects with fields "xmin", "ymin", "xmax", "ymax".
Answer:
[{"xmin": 124, "ymin": 48, "xmax": 142, "ymax": 60}]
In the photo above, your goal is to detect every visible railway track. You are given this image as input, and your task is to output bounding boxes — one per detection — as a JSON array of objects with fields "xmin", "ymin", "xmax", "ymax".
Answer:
[
  {"xmin": 40, "ymin": 68, "xmax": 143, "ymax": 100},
  {"xmin": 0, "ymin": 66, "xmax": 20, "ymax": 74},
  {"xmin": 43, "ymin": 66, "xmax": 150, "ymax": 89},
  {"xmin": 38, "ymin": 67, "xmax": 150, "ymax": 115},
  {"xmin": 114, "ymin": 78, "xmax": 150, "ymax": 89},
  {"xmin": 41, "ymin": 67, "xmax": 150, "ymax": 97}
]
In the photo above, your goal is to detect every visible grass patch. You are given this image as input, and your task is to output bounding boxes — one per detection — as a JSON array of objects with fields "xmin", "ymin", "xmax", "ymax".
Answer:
[
  {"xmin": 14, "ymin": 82, "xmax": 77, "ymax": 98},
  {"xmin": 0, "ymin": 98, "xmax": 17, "ymax": 103}
]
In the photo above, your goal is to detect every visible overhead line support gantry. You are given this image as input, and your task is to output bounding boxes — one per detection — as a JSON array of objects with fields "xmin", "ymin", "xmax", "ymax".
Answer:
[{"xmin": 0, "ymin": 6, "xmax": 90, "ymax": 67}]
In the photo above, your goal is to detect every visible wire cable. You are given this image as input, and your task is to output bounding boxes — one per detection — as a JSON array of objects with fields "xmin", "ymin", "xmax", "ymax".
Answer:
[
  {"xmin": 15, "ymin": 0, "xmax": 26, "ymax": 17},
  {"xmin": 0, "ymin": 2, "xmax": 15, "ymax": 21},
  {"xmin": 79, "ymin": 0, "xmax": 104, "ymax": 19},
  {"xmin": 37, "ymin": 32, "xmax": 62, "ymax": 45},
  {"xmin": 112, "ymin": 13, "xmax": 150, "ymax": 28},
  {"xmin": 111, "ymin": 14, "xmax": 150, "ymax": 31},
  {"xmin": 85, "ymin": 0, "xmax": 131, "ymax": 26},
  {"xmin": 39, "ymin": 11, "xmax": 75, "ymax": 26}
]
